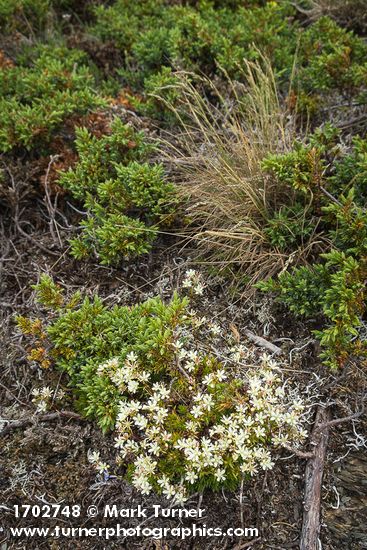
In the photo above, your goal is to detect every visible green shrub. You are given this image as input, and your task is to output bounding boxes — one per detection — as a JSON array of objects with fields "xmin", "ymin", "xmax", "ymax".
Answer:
[
  {"xmin": 0, "ymin": 46, "xmax": 104, "ymax": 152},
  {"xmin": 92, "ymin": 1, "xmax": 296, "ymax": 86},
  {"xmin": 18, "ymin": 274, "xmax": 307, "ymax": 501},
  {"xmin": 0, "ymin": 0, "xmax": 95, "ymax": 35},
  {"xmin": 136, "ymin": 67, "xmax": 182, "ymax": 122},
  {"xmin": 0, "ymin": 0, "xmax": 51, "ymax": 34},
  {"xmin": 329, "ymin": 137, "xmax": 367, "ymax": 203},
  {"xmin": 259, "ymin": 247, "xmax": 366, "ymax": 369},
  {"xmin": 263, "ymin": 203, "xmax": 315, "ymax": 251},
  {"xmin": 58, "ymin": 118, "xmax": 176, "ymax": 265},
  {"xmin": 91, "ymin": 2, "xmax": 367, "ymax": 118},
  {"xmin": 259, "ymin": 136, "xmax": 367, "ymax": 369},
  {"xmin": 261, "ymin": 144, "xmax": 326, "ymax": 193},
  {"xmin": 295, "ymin": 17, "xmax": 367, "ymax": 113}
]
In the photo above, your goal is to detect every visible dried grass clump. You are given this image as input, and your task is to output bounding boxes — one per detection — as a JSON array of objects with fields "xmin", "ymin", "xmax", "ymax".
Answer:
[{"xmin": 161, "ymin": 59, "xmax": 316, "ymax": 288}]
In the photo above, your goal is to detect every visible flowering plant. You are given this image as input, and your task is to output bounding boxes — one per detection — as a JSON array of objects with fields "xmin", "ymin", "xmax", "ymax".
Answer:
[
  {"xmin": 18, "ymin": 273, "xmax": 307, "ymax": 502},
  {"xmin": 104, "ymin": 352, "xmax": 306, "ymax": 502}
]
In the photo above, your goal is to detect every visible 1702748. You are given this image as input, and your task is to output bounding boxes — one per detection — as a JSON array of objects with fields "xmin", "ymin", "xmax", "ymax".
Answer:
[{"xmin": 13, "ymin": 505, "xmax": 81, "ymax": 518}]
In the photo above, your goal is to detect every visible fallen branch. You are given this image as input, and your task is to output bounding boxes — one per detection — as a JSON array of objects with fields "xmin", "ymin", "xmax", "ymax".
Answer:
[
  {"xmin": 300, "ymin": 406, "xmax": 331, "ymax": 550},
  {"xmin": 1, "ymin": 410, "xmax": 83, "ymax": 436},
  {"xmin": 244, "ymin": 329, "xmax": 282, "ymax": 355}
]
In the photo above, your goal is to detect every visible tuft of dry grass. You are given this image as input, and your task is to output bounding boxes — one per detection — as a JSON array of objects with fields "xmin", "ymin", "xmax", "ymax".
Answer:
[{"xmin": 159, "ymin": 58, "xmax": 320, "ymax": 289}]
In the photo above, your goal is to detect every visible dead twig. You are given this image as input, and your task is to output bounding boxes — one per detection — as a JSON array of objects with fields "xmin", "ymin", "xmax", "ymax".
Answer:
[
  {"xmin": 244, "ymin": 329, "xmax": 282, "ymax": 355},
  {"xmin": 16, "ymin": 224, "xmax": 60, "ymax": 257},
  {"xmin": 282, "ymin": 444, "xmax": 314, "ymax": 460},
  {"xmin": 1, "ymin": 410, "xmax": 83, "ymax": 437},
  {"xmin": 313, "ymin": 408, "xmax": 364, "ymax": 435},
  {"xmin": 43, "ymin": 154, "xmax": 63, "ymax": 247}
]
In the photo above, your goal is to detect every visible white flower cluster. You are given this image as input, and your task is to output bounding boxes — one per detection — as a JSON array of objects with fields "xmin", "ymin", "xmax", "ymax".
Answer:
[
  {"xmin": 230, "ymin": 344, "xmax": 251, "ymax": 363},
  {"xmin": 97, "ymin": 352, "xmax": 150, "ymax": 394},
  {"xmin": 175, "ymin": 345, "xmax": 202, "ymax": 374},
  {"xmin": 113, "ymin": 381, "xmax": 174, "ymax": 496},
  {"xmin": 106, "ymin": 352, "xmax": 307, "ymax": 503},
  {"xmin": 182, "ymin": 269, "xmax": 205, "ymax": 296},
  {"xmin": 31, "ymin": 386, "xmax": 65, "ymax": 413},
  {"xmin": 84, "ymin": 281, "xmax": 308, "ymax": 503}
]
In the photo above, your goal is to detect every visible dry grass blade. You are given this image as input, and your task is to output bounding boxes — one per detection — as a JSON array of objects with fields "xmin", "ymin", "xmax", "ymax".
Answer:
[{"xmin": 159, "ymin": 56, "xmax": 319, "ymax": 290}]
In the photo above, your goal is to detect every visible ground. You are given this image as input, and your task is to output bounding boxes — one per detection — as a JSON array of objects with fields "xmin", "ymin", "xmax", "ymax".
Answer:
[{"xmin": 0, "ymin": 178, "xmax": 366, "ymax": 547}]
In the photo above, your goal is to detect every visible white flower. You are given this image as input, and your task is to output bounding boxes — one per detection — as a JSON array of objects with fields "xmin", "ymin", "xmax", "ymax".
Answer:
[
  {"xmin": 36, "ymin": 400, "xmax": 48, "ymax": 413},
  {"xmin": 127, "ymin": 380, "xmax": 139, "ymax": 393},
  {"xmin": 121, "ymin": 440, "xmax": 140, "ymax": 456},
  {"xmin": 157, "ymin": 475, "xmax": 170, "ymax": 489},
  {"xmin": 56, "ymin": 389, "xmax": 66, "ymax": 400},
  {"xmin": 194, "ymin": 283, "xmax": 204, "ymax": 296},
  {"xmin": 187, "ymin": 350, "xmax": 198, "ymax": 361},
  {"xmin": 263, "ymin": 370, "xmax": 277, "ymax": 384},
  {"xmin": 203, "ymin": 373, "xmax": 215, "ymax": 387},
  {"xmin": 126, "ymin": 351, "xmax": 138, "ymax": 363},
  {"xmin": 186, "ymin": 420, "xmax": 198, "ymax": 432},
  {"xmin": 132, "ymin": 474, "xmax": 152, "ymax": 495},
  {"xmin": 96, "ymin": 462, "xmax": 109, "ymax": 474},
  {"xmin": 201, "ymin": 394, "xmax": 214, "ymax": 411},
  {"xmin": 240, "ymin": 461, "xmax": 258, "ymax": 476},
  {"xmin": 272, "ymin": 433, "xmax": 289, "ymax": 446},
  {"xmin": 191, "ymin": 315, "xmax": 207, "ymax": 328},
  {"xmin": 88, "ymin": 450, "xmax": 100, "ymax": 464},
  {"xmin": 162, "ymin": 483, "xmax": 176, "ymax": 499},
  {"xmin": 215, "ymin": 468, "xmax": 226, "ymax": 482},
  {"xmin": 172, "ymin": 487, "xmax": 187, "ymax": 505},
  {"xmin": 154, "ymin": 407, "xmax": 168, "ymax": 424},
  {"xmin": 249, "ymin": 376, "xmax": 262, "ymax": 393},
  {"xmin": 40, "ymin": 386, "xmax": 52, "ymax": 399},
  {"xmin": 185, "ymin": 470, "xmax": 198, "ymax": 484},
  {"xmin": 216, "ymin": 369, "xmax": 227, "ymax": 382},
  {"xmin": 260, "ymin": 353, "xmax": 271, "ymax": 365},
  {"xmin": 134, "ymin": 414, "xmax": 148, "ymax": 430},
  {"xmin": 254, "ymin": 426, "xmax": 266, "ymax": 439},
  {"xmin": 193, "ymin": 392, "xmax": 204, "ymax": 403},
  {"xmin": 114, "ymin": 436, "xmax": 128, "ymax": 449},
  {"xmin": 260, "ymin": 455, "xmax": 274, "ymax": 470},
  {"xmin": 112, "ymin": 370, "xmax": 126, "ymax": 388},
  {"xmin": 97, "ymin": 357, "xmax": 119, "ymax": 375},
  {"xmin": 177, "ymin": 347, "xmax": 188, "ymax": 359},
  {"xmin": 191, "ymin": 405, "xmax": 203, "ymax": 419},
  {"xmin": 209, "ymin": 323, "xmax": 221, "ymax": 336},
  {"xmin": 297, "ymin": 428, "xmax": 308, "ymax": 441},
  {"xmin": 139, "ymin": 370, "xmax": 150, "ymax": 383},
  {"xmin": 275, "ymin": 386, "xmax": 285, "ymax": 398},
  {"xmin": 231, "ymin": 344, "xmax": 248, "ymax": 362},
  {"xmin": 184, "ymin": 361, "xmax": 196, "ymax": 373},
  {"xmin": 148, "ymin": 441, "xmax": 161, "ymax": 456},
  {"xmin": 160, "ymin": 430, "xmax": 172, "ymax": 443}
]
